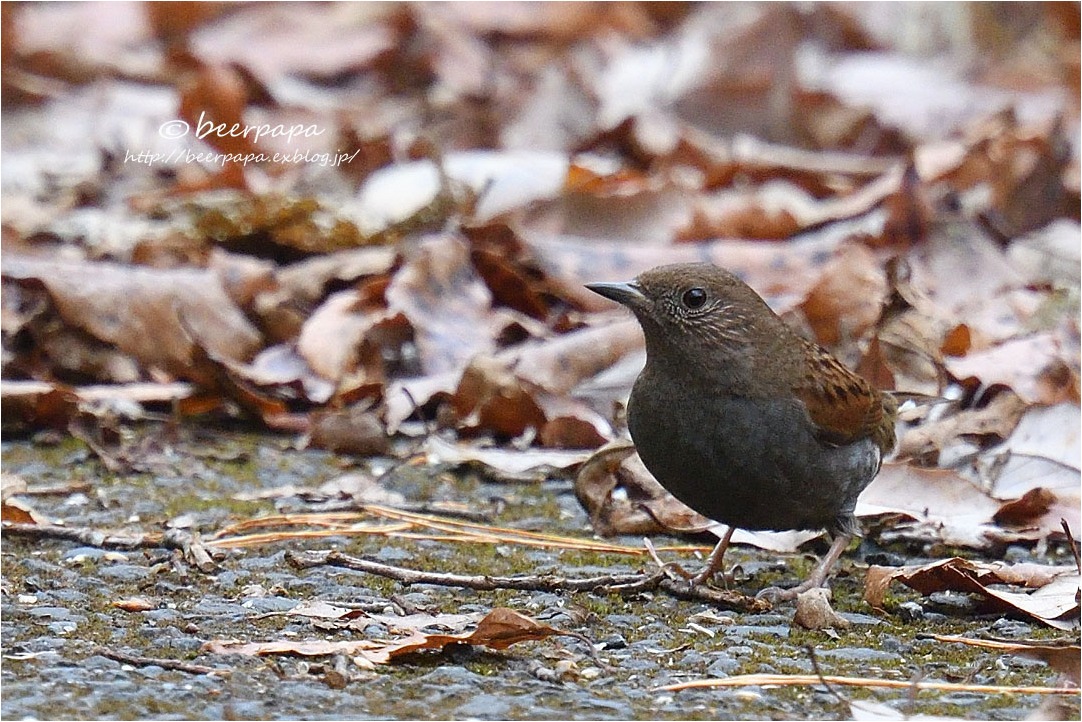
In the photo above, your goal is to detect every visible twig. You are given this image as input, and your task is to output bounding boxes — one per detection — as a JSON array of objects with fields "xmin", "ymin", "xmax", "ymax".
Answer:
[
  {"xmin": 289, "ymin": 549, "xmax": 659, "ymax": 592},
  {"xmin": 4, "ymin": 522, "xmax": 167, "ymax": 549},
  {"xmin": 20, "ymin": 481, "xmax": 93, "ymax": 496},
  {"xmin": 805, "ymin": 644, "xmax": 849, "ymax": 707},
  {"xmin": 656, "ymin": 673, "xmax": 1077, "ymax": 695},
  {"xmin": 656, "ymin": 576, "xmax": 769, "ymax": 611},
  {"xmin": 398, "ymin": 386, "xmax": 434, "ymax": 439},
  {"xmin": 286, "ymin": 550, "xmax": 768, "ymax": 612},
  {"xmin": 301, "ymin": 499, "xmax": 497, "ymax": 523},
  {"xmin": 1061, "ymin": 519, "xmax": 1081, "ymax": 576},
  {"xmin": 643, "ymin": 537, "xmax": 693, "ymax": 581},
  {"xmin": 3, "ymin": 523, "xmax": 217, "ymax": 571},
  {"xmin": 164, "ymin": 528, "xmax": 216, "ymax": 572},
  {"xmin": 94, "ymin": 648, "xmax": 227, "ymax": 676}
]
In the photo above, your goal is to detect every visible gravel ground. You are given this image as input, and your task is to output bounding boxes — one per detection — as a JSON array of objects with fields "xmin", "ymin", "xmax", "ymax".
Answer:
[{"xmin": 2, "ymin": 426, "xmax": 1077, "ymax": 720}]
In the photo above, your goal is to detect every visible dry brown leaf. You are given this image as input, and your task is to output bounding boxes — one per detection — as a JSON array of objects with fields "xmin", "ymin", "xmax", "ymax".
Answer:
[
  {"xmin": 856, "ymin": 464, "xmax": 1003, "ymax": 548},
  {"xmin": 573, "ymin": 443, "xmax": 822, "ymax": 552},
  {"xmin": 946, "ymin": 334, "xmax": 1074, "ymax": 405},
  {"xmin": 799, "ymin": 243, "xmax": 888, "ymax": 348},
  {"xmin": 874, "ymin": 311, "xmax": 947, "ymax": 397},
  {"xmin": 434, "ymin": 2, "xmax": 662, "ymax": 42},
  {"xmin": 113, "ymin": 597, "xmax": 156, "ymax": 613},
  {"xmin": 468, "ymin": 245, "xmax": 550, "ymax": 321},
  {"xmin": 574, "ymin": 442, "xmax": 710, "ymax": 538},
  {"xmin": 527, "ymin": 227, "xmax": 852, "ymax": 320},
  {"xmin": 385, "ymin": 372, "xmax": 460, "ymax": 433},
  {"xmin": 501, "ymin": 318, "xmax": 643, "ymax": 396},
  {"xmin": 177, "ymin": 63, "xmax": 252, "ymax": 189},
  {"xmin": 191, "ymin": 4, "xmax": 396, "ymax": 83},
  {"xmin": 275, "ymin": 247, "xmax": 398, "ymax": 307},
  {"xmin": 450, "ymin": 356, "xmax": 545, "ymax": 438},
  {"xmin": 1, "ymin": 474, "xmax": 48, "ymax": 526},
  {"xmin": 993, "ymin": 488, "xmax": 1063, "ymax": 528},
  {"xmin": 0, "ymin": 381, "xmax": 80, "ymax": 431},
  {"xmin": 793, "ymin": 588, "xmax": 850, "ymax": 630},
  {"xmin": 865, "ymin": 557, "xmax": 1080, "ymax": 629},
  {"xmin": 11, "ymin": 1, "xmax": 155, "ymax": 81},
  {"xmin": 221, "ymin": 345, "xmax": 336, "ymax": 405},
  {"xmin": 422, "ymin": 435, "xmax": 590, "ymax": 477},
  {"xmin": 983, "ymin": 402, "xmax": 1081, "ymax": 498},
  {"xmin": 296, "ymin": 289, "xmax": 408, "ymax": 384},
  {"xmin": 0, "ymin": 499, "xmax": 39, "ymax": 525},
  {"xmin": 535, "ymin": 398, "xmax": 611, "ymax": 449},
  {"xmin": 204, "ymin": 607, "xmax": 563, "ymax": 667},
  {"xmin": 202, "ymin": 637, "xmax": 385, "ymax": 660},
  {"xmin": 385, "ymin": 235, "xmax": 498, "ymax": 375},
  {"xmin": 376, "ymin": 607, "xmax": 562, "ymax": 660},
  {"xmin": 281, "ymin": 600, "xmax": 366, "ymax": 621},
  {"xmin": 2, "ymin": 256, "xmax": 262, "ymax": 383},
  {"xmin": 895, "ymin": 391, "xmax": 1026, "ymax": 461},
  {"xmin": 357, "ymin": 151, "xmax": 567, "ymax": 233},
  {"xmin": 305, "ymin": 405, "xmax": 390, "ymax": 456}
]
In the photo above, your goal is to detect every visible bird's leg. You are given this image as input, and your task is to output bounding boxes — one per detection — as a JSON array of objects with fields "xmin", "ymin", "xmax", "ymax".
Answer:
[
  {"xmin": 690, "ymin": 525, "xmax": 735, "ymax": 586},
  {"xmin": 756, "ymin": 533, "xmax": 852, "ymax": 602}
]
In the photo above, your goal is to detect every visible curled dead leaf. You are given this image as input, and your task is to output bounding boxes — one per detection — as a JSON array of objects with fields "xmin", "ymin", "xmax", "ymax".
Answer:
[
  {"xmin": 792, "ymin": 588, "xmax": 850, "ymax": 630},
  {"xmin": 451, "ymin": 356, "xmax": 545, "ymax": 438},
  {"xmin": 203, "ymin": 607, "xmax": 566, "ymax": 667},
  {"xmin": 574, "ymin": 442, "xmax": 712, "ymax": 537},
  {"xmin": 865, "ymin": 557, "xmax": 1080, "ymax": 630}
]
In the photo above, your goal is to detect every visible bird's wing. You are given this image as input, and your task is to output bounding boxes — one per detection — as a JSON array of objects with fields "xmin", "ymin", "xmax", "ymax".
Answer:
[{"xmin": 792, "ymin": 338, "xmax": 896, "ymax": 453}]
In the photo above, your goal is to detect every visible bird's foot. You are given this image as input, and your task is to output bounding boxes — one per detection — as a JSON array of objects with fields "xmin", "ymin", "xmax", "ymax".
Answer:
[
  {"xmin": 755, "ymin": 584, "xmax": 800, "ymax": 603},
  {"xmin": 758, "ymin": 576, "xmax": 826, "ymax": 601},
  {"xmin": 690, "ymin": 568, "xmax": 734, "ymax": 589},
  {"xmin": 687, "ymin": 526, "xmax": 736, "ymax": 588},
  {"xmin": 758, "ymin": 533, "xmax": 852, "ymax": 602},
  {"xmin": 643, "ymin": 537, "xmax": 698, "ymax": 582}
]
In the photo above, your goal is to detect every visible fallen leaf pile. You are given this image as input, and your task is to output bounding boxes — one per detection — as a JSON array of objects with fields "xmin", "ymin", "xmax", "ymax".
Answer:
[{"xmin": 1, "ymin": 4, "xmax": 1079, "ymax": 557}]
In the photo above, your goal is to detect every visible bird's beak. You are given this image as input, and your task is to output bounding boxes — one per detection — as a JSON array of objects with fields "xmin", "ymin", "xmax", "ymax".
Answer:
[{"xmin": 585, "ymin": 280, "xmax": 645, "ymax": 308}]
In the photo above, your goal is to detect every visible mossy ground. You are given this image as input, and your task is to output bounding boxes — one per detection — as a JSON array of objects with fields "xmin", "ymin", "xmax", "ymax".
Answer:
[{"xmin": 2, "ymin": 425, "xmax": 1078, "ymax": 720}]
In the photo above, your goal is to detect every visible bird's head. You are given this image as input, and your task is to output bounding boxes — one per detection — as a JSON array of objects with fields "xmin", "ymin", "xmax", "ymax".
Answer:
[{"xmin": 586, "ymin": 263, "xmax": 789, "ymax": 369}]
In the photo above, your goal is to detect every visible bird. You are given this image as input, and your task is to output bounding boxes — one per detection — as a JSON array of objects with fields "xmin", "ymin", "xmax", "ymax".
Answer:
[{"xmin": 586, "ymin": 262, "xmax": 897, "ymax": 600}]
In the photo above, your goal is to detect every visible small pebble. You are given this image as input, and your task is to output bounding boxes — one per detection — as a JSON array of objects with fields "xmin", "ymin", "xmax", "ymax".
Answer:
[
  {"xmin": 990, "ymin": 618, "xmax": 1033, "ymax": 637},
  {"xmin": 599, "ymin": 634, "xmax": 627, "ymax": 650},
  {"xmin": 897, "ymin": 601, "xmax": 924, "ymax": 622}
]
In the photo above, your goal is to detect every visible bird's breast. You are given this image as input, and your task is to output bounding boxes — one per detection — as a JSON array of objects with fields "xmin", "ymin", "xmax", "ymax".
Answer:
[{"xmin": 626, "ymin": 369, "xmax": 880, "ymax": 533}]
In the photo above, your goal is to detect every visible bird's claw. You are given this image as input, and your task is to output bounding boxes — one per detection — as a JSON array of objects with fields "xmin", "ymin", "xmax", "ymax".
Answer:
[
  {"xmin": 757, "ymin": 574, "xmax": 831, "ymax": 602},
  {"xmin": 691, "ymin": 569, "xmax": 735, "ymax": 589}
]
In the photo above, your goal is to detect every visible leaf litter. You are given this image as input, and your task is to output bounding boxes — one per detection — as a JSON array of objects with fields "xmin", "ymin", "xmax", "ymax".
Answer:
[{"xmin": 2, "ymin": 3, "xmax": 1080, "ymax": 717}]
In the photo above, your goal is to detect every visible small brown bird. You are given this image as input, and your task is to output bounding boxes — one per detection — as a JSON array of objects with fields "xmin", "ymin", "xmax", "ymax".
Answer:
[{"xmin": 586, "ymin": 262, "xmax": 897, "ymax": 599}]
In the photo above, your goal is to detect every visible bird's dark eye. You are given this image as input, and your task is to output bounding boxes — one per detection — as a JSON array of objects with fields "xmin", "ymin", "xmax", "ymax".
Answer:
[{"xmin": 681, "ymin": 287, "xmax": 708, "ymax": 309}]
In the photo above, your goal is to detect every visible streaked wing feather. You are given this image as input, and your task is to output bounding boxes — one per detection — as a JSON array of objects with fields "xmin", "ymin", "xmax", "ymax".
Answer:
[{"xmin": 793, "ymin": 338, "xmax": 896, "ymax": 453}]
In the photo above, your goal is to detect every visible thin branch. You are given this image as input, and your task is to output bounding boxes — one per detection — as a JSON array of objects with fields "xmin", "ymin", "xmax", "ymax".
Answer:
[
  {"xmin": 94, "ymin": 648, "xmax": 227, "ymax": 676},
  {"xmin": 1061, "ymin": 519, "xmax": 1081, "ymax": 576},
  {"xmin": 657, "ymin": 673, "xmax": 1077, "ymax": 696},
  {"xmin": 805, "ymin": 644, "xmax": 849, "ymax": 707},
  {"xmin": 287, "ymin": 550, "xmax": 768, "ymax": 612},
  {"xmin": 20, "ymin": 481, "xmax": 93, "ymax": 496},
  {"xmin": 4, "ymin": 522, "xmax": 167, "ymax": 549},
  {"xmin": 289, "ymin": 549, "xmax": 657, "ymax": 591},
  {"xmin": 4, "ymin": 523, "xmax": 216, "ymax": 571}
]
